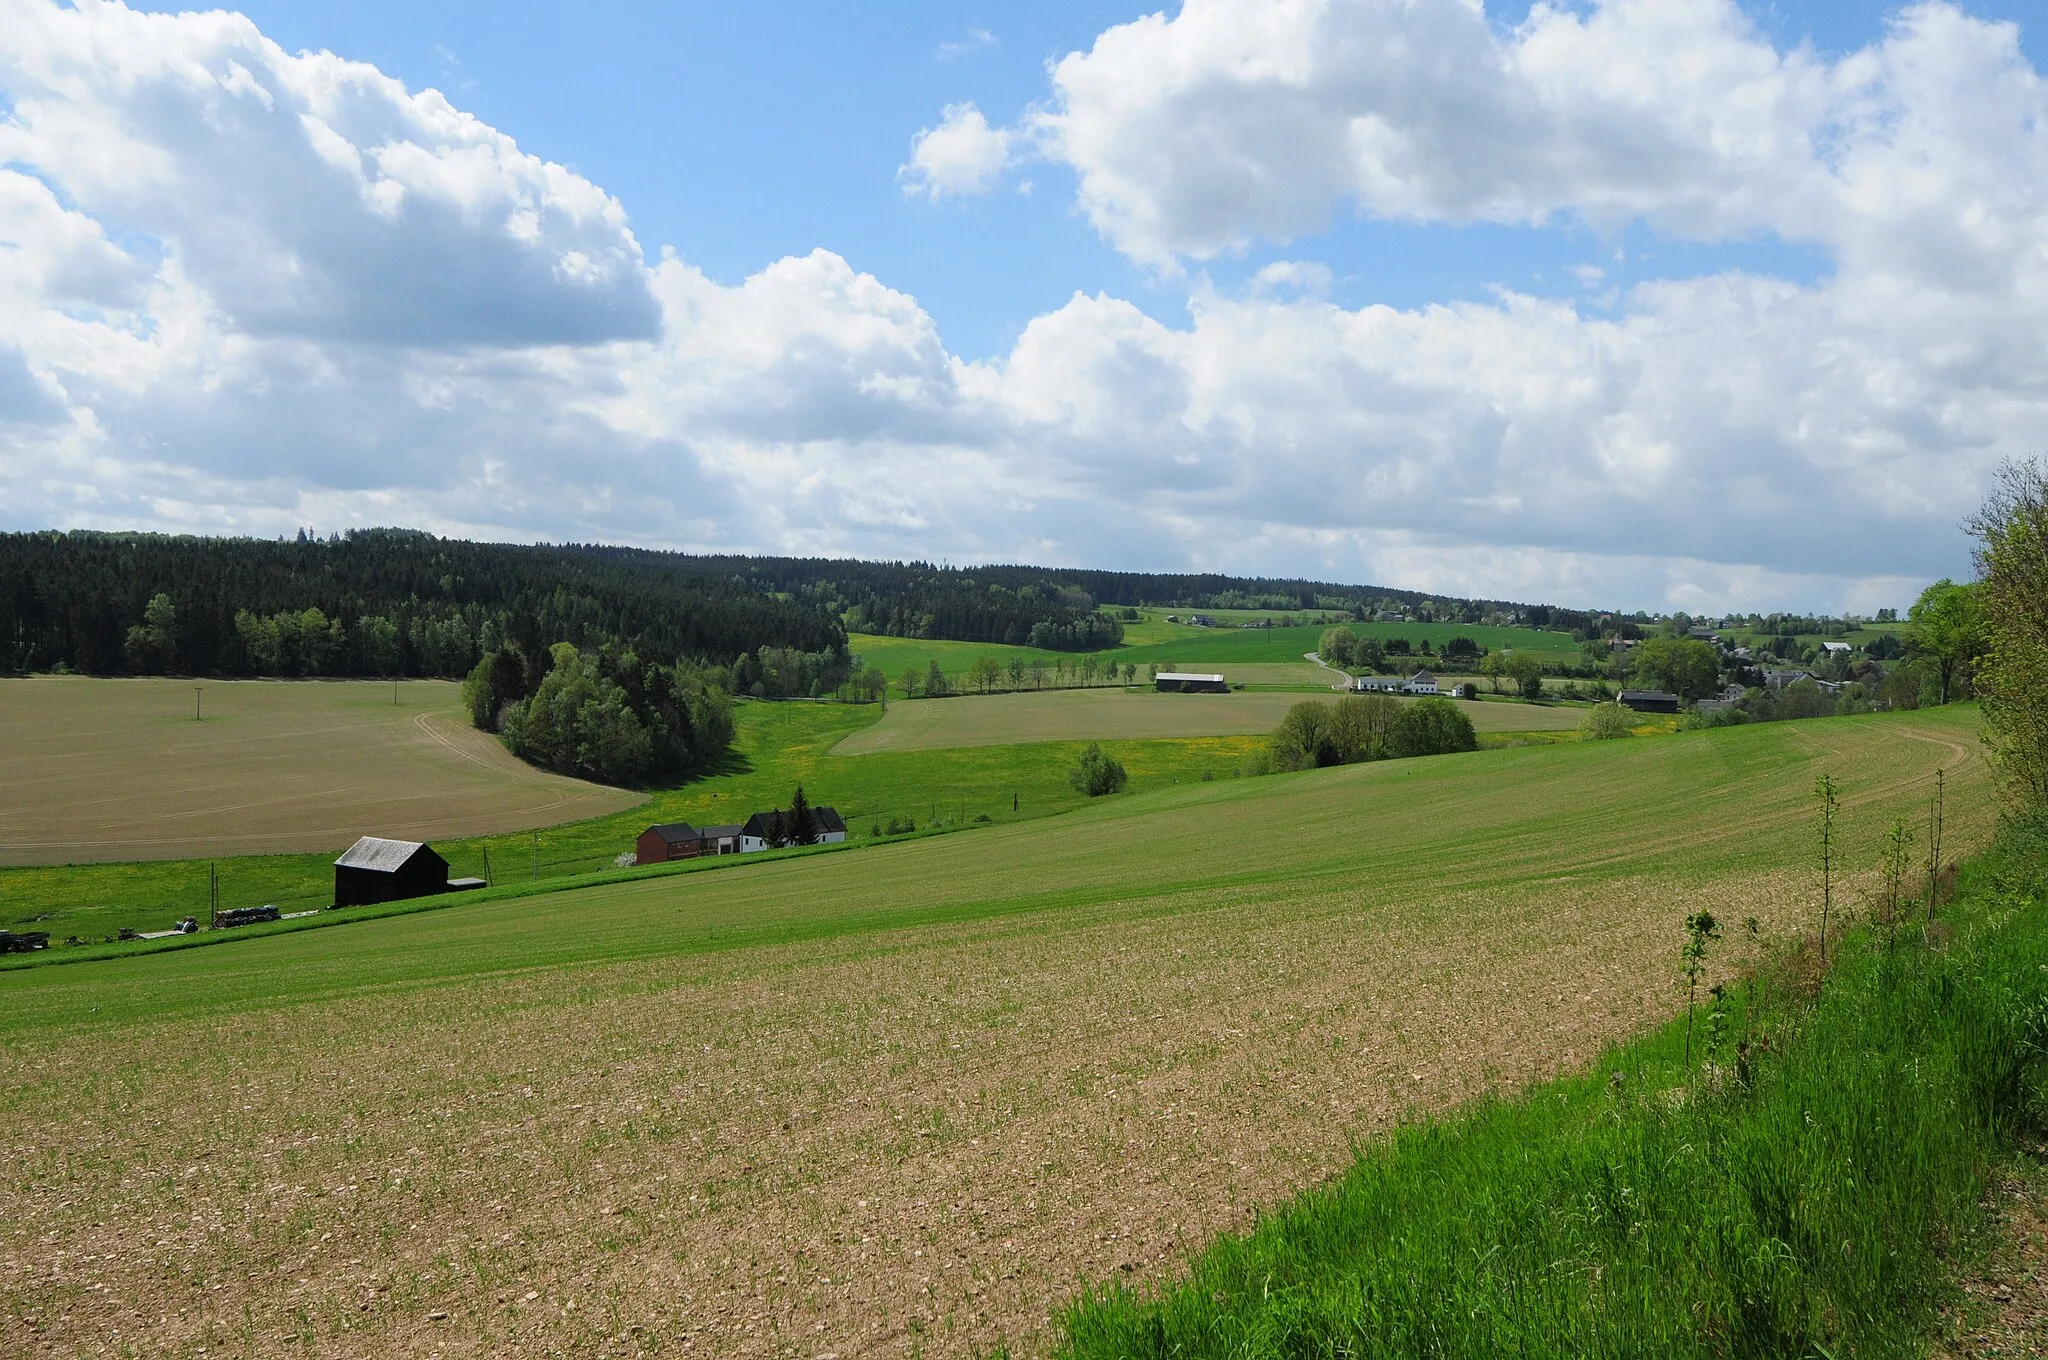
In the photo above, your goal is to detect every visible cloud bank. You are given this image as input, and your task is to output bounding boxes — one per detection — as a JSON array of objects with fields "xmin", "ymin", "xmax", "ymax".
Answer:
[{"xmin": 3, "ymin": 0, "xmax": 2045, "ymax": 612}]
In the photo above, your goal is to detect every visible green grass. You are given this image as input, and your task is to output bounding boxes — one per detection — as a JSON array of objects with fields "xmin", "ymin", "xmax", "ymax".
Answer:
[
  {"xmin": 0, "ymin": 697, "xmax": 1256, "ymax": 943},
  {"xmin": 1053, "ymin": 831, "xmax": 2048, "ymax": 1360},
  {"xmin": 835, "ymin": 688, "xmax": 1587, "ymax": 756},
  {"xmin": 0, "ymin": 705, "xmax": 1990, "ymax": 1021},
  {"xmin": 849, "ymin": 618, "xmax": 1584, "ymax": 698},
  {"xmin": 0, "ymin": 704, "xmax": 2003, "ymax": 1355}
]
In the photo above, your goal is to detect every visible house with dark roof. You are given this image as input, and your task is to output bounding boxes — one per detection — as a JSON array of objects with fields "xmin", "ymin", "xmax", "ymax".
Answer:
[
  {"xmin": 738, "ymin": 806, "xmax": 849, "ymax": 853},
  {"xmin": 333, "ymin": 837, "xmax": 482, "ymax": 907},
  {"xmin": 636, "ymin": 822, "xmax": 705, "ymax": 865}
]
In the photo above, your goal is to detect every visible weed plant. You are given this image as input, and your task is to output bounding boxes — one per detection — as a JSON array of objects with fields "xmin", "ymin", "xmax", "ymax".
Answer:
[{"xmin": 1055, "ymin": 832, "xmax": 2048, "ymax": 1360}]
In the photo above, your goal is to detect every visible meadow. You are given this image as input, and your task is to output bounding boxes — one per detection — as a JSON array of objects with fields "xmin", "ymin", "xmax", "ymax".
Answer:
[
  {"xmin": 0, "ymin": 705, "xmax": 1992, "ymax": 1358},
  {"xmin": 0, "ymin": 692, "xmax": 1258, "ymax": 942},
  {"xmin": 0, "ymin": 676, "xmax": 639, "ymax": 865},
  {"xmin": 835, "ymin": 688, "xmax": 1586, "ymax": 756},
  {"xmin": 849, "ymin": 616, "xmax": 1582, "ymax": 697}
]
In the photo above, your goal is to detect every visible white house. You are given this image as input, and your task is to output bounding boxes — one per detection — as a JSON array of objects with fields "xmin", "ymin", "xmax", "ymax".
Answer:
[
  {"xmin": 1355, "ymin": 669, "xmax": 1440, "ymax": 695},
  {"xmin": 1821, "ymin": 641, "xmax": 1852, "ymax": 655},
  {"xmin": 738, "ymin": 805, "xmax": 849, "ymax": 852}
]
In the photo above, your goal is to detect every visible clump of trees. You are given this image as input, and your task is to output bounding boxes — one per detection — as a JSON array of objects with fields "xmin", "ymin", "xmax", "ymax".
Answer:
[
  {"xmin": 1318, "ymin": 626, "xmax": 1488, "ymax": 676},
  {"xmin": 1069, "ymin": 743, "xmax": 1128, "ymax": 796},
  {"xmin": 465, "ymin": 642, "xmax": 734, "ymax": 786},
  {"xmin": 1261, "ymin": 694, "xmax": 1476, "ymax": 772},
  {"xmin": 1629, "ymin": 636, "xmax": 1721, "ymax": 700}
]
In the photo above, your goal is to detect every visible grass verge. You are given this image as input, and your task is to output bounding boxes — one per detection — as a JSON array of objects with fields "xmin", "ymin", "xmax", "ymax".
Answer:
[{"xmin": 1055, "ymin": 828, "xmax": 2048, "ymax": 1360}]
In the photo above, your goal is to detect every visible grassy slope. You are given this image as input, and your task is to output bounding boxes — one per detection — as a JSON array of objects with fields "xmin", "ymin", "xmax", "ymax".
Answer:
[
  {"xmin": 1056, "ymin": 838, "xmax": 2048, "ymax": 1360},
  {"xmin": 0, "ymin": 707, "xmax": 1998, "ymax": 1358},
  {"xmin": 850, "ymin": 618, "xmax": 1583, "ymax": 697},
  {"xmin": 0, "ymin": 705, "xmax": 1988, "ymax": 1031},
  {"xmin": 834, "ymin": 688, "xmax": 1586, "ymax": 756},
  {"xmin": 0, "ymin": 696, "xmax": 1256, "ymax": 941}
]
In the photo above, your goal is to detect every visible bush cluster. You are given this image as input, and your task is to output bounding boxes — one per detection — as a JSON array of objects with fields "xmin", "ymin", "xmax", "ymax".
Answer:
[
  {"xmin": 465, "ymin": 642, "xmax": 733, "ymax": 786},
  {"xmin": 1069, "ymin": 743, "xmax": 1129, "ymax": 796},
  {"xmin": 1260, "ymin": 695, "xmax": 1477, "ymax": 772}
]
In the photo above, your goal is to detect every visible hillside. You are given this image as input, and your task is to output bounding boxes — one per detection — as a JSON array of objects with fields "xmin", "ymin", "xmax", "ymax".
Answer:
[{"xmin": 0, "ymin": 707, "xmax": 1989, "ymax": 1357}]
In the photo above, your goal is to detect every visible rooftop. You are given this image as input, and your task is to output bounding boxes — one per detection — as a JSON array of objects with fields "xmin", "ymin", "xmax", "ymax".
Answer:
[{"xmin": 334, "ymin": 836, "xmax": 429, "ymax": 872}]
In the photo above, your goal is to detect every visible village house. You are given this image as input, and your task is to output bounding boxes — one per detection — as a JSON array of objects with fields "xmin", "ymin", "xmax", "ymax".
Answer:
[
  {"xmin": 634, "ymin": 822, "xmax": 743, "ymax": 864},
  {"xmin": 1354, "ymin": 668, "xmax": 1440, "ymax": 695},
  {"xmin": 739, "ymin": 806, "xmax": 849, "ymax": 853}
]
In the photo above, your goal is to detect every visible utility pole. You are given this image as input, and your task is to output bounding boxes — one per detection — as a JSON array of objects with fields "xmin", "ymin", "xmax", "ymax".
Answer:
[
  {"xmin": 194, "ymin": 686, "xmax": 203, "ymax": 721},
  {"xmin": 533, "ymin": 832, "xmax": 540, "ymax": 879},
  {"xmin": 482, "ymin": 846, "xmax": 493, "ymax": 887}
]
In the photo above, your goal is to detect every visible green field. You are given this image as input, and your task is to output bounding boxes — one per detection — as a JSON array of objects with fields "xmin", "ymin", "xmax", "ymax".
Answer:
[
  {"xmin": 850, "ymin": 616, "xmax": 1583, "ymax": 699},
  {"xmin": 0, "ymin": 706, "xmax": 1992, "ymax": 1358},
  {"xmin": 0, "ymin": 693, "xmax": 1259, "ymax": 942},
  {"xmin": 0, "ymin": 676, "xmax": 640, "ymax": 865},
  {"xmin": 835, "ymin": 688, "xmax": 1588, "ymax": 756}
]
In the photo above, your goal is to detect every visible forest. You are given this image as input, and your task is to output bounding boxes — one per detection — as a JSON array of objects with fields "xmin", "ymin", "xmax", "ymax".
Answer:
[
  {"xmin": 0, "ymin": 529, "xmax": 1633, "ymax": 688},
  {"xmin": 0, "ymin": 530, "xmax": 845, "ymax": 680}
]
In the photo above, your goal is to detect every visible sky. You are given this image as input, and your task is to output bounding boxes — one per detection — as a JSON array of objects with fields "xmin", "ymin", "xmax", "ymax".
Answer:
[{"xmin": 1, "ymin": 0, "xmax": 2044, "ymax": 614}]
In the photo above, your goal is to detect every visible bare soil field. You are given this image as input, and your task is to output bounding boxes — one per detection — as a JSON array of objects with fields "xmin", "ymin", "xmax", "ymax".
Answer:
[
  {"xmin": 833, "ymin": 686, "xmax": 1584, "ymax": 755},
  {"xmin": 0, "ymin": 677, "xmax": 641, "ymax": 863},
  {"xmin": 0, "ymin": 708, "xmax": 1993, "ymax": 1358}
]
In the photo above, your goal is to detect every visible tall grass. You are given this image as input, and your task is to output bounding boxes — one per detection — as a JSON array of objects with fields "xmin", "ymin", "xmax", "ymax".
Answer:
[{"xmin": 1056, "ymin": 831, "xmax": 2048, "ymax": 1360}]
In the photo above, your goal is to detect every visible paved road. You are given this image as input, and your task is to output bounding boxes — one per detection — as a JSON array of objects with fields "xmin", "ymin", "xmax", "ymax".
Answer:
[{"xmin": 1304, "ymin": 652, "xmax": 1355, "ymax": 691}]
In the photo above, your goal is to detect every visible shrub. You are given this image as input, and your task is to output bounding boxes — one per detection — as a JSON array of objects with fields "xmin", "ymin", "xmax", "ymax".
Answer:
[
  {"xmin": 1069, "ymin": 742, "xmax": 1128, "ymax": 796},
  {"xmin": 1389, "ymin": 696, "xmax": 1478, "ymax": 757},
  {"xmin": 1578, "ymin": 701, "xmax": 1634, "ymax": 740}
]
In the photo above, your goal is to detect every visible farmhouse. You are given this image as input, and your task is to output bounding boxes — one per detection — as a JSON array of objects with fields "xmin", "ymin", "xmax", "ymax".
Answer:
[
  {"xmin": 1764, "ymin": 668, "xmax": 1817, "ymax": 688},
  {"xmin": 333, "ymin": 836, "xmax": 483, "ymax": 908},
  {"xmin": 1155, "ymin": 671, "xmax": 1228, "ymax": 693},
  {"xmin": 738, "ymin": 805, "xmax": 850, "ymax": 852},
  {"xmin": 1618, "ymin": 689, "xmax": 1682, "ymax": 714},
  {"xmin": 1353, "ymin": 669, "xmax": 1441, "ymax": 695},
  {"xmin": 1821, "ymin": 641, "xmax": 1852, "ymax": 655},
  {"xmin": 635, "ymin": 821, "xmax": 706, "ymax": 865}
]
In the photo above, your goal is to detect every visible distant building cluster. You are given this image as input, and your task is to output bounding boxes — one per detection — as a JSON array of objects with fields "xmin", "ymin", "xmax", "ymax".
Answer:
[{"xmin": 635, "ymin": 806, "xmax": 848, "ymax": 865}]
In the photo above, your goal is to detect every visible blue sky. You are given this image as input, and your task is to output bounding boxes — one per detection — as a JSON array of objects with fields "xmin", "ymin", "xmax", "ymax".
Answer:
[
  {"xmin": 132, "ymin": 0, "xmax": 2035, "ymax": 359},
  {"xmin": 5, "ymin": 0, "xmax": 2045, "ymax": 611}
]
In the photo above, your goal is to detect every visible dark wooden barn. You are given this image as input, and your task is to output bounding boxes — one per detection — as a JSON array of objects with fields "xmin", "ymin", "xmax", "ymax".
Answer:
[
  {"xmin": 1617, "ymin": 689, "xmax": 1682, "ymax": 714},
  {"xmin": 333, "ymin": 837, "xmax": 478, "ymax": 907}
]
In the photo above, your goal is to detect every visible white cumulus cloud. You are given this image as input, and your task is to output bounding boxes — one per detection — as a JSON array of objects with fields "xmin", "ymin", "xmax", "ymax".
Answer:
[
  {"xmin": 899, "ymin": 102, "xmax": 1016, "ymax": 200},
  {"xmin": 1, "ymin": 0, "xmax": 2043, "ymax": 613}
]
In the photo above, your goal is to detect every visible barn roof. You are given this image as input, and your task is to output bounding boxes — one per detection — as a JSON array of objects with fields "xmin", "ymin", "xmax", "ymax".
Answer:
[
  {"xmin": 699, "ymin": 823, "xmax": 743, "ymax": 839},
  {"xmin": 814, "ymin": 806, "xmax": 847, "ymax": 833},
  {"xmin": 644, "ymin": 822, "xmax": 699, "ymax": 840},
  {"xmin": 335, "ymin": 836, "xmax": 431, "ymax": 872},
  {"xmin": 1156, "ymin": 671, "xmax": 1225, "ymax": 682}
]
